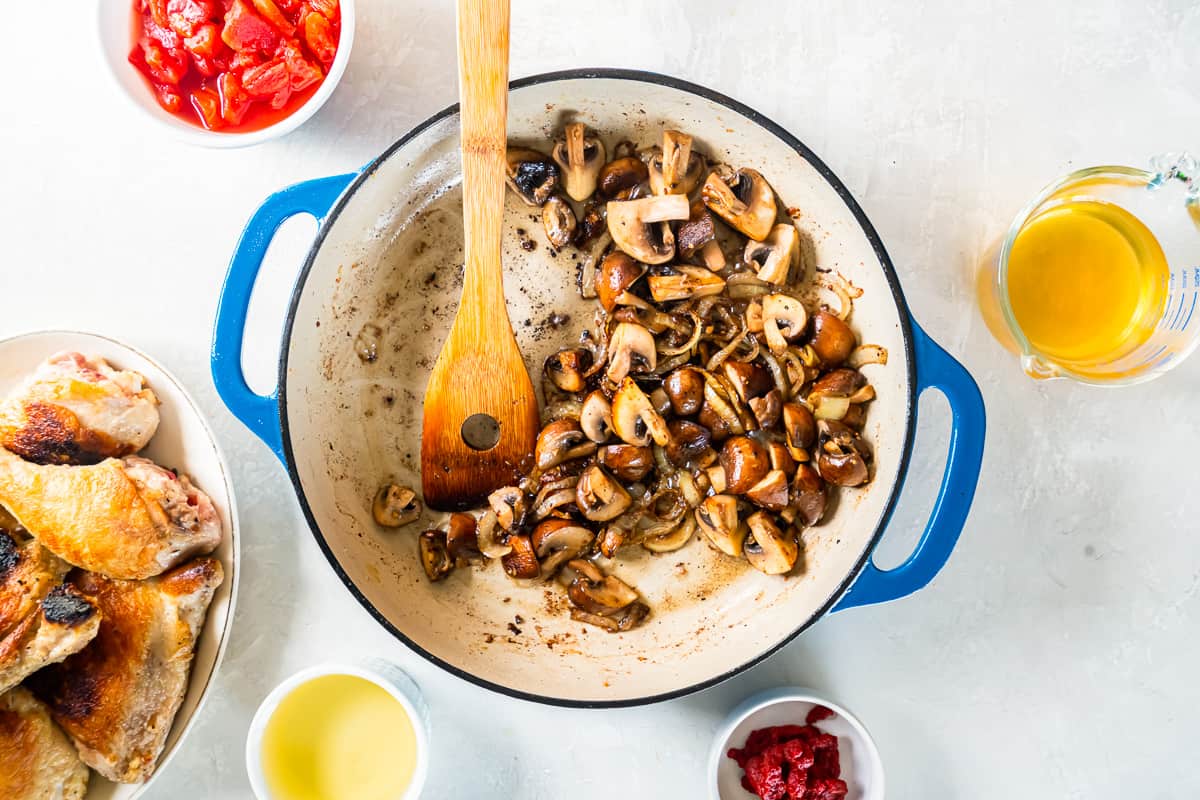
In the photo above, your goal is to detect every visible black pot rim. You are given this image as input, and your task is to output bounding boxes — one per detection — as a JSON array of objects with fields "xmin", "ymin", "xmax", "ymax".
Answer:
[{"xmin": 278, "ymin": 67, "xmax": 918, "ymax": 709}]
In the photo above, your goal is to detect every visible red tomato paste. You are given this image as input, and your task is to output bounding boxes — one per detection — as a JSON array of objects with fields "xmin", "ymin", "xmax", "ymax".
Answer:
[
  {"xmin": 727, "ymin": 719, "xmax": 848, "ymax": 800},
  {"xmin": 129, "ymin": 0, "xmax": 340, "ymax": 132}
]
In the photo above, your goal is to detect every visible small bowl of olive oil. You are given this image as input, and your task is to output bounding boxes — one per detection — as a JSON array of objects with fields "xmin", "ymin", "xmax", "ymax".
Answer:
[{"xmin": 246, "ymin": 661, "xmax": 428, "ymax": 800}]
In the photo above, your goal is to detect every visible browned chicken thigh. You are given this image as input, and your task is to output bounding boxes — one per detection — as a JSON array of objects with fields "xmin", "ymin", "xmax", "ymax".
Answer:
[
  {"xmin": 0, "ymin": 450, "xmax": 221, "ymax": 579},
  {"xmin": 29, "ymin": 557, "xmax": 224, "ymax": 784},
  {"xmin": 0, "ymin": 352, "xmax": 160, "ymax": 465}
]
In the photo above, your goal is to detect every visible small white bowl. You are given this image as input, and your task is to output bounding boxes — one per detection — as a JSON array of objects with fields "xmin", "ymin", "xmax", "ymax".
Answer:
[
  {"xmin": 95, "ymin": 0, "xmax": 355, "ymax": 148},
  {"xmin": 710, "ymin": 687, "xmax": 884, "ymax": 800},
  {"xmin": 246, "ymin": 660, "xmax": 429, "ymax": 800}
]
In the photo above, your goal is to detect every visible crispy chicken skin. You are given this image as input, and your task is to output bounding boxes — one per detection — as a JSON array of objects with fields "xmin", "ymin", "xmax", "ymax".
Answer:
[
  {"xmin": 30, "ymin": 557, "xmax": 223, "ymax": 784},
  {"xmin": 0, "ymin": 449, "xmax": 221, "ymax": 579},
  {"xmin": 0, "ymin": 531, "xmax": 100, "ymax": 694},
  {"xmin": 0, "ymin": 352, "xmax": 160, "ymax": 465},
  {"xmin": 0, "ymin": 686, "xmax": 89, "ymax": 800}
]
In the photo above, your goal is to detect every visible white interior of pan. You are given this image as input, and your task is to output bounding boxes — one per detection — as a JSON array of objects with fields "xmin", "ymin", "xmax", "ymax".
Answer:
[{"xmin": 283, "ymin": 76, "xmax": 911, "ymax": 704}]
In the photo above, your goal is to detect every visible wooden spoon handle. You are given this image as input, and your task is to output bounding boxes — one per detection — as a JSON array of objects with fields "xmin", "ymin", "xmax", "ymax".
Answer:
[{"xmin": 456, "ymin": 0, "xmax": 511, "ymax": 319}]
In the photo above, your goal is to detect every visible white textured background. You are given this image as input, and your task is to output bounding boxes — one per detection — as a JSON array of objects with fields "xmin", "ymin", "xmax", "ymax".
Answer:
[{"xmin": 2, "ymin": 1, "xmax": 1199, "ymax": 797}]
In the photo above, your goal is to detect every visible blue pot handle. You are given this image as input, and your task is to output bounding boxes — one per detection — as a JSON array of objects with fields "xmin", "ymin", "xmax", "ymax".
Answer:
[
  {"xmin": 833, "ymin": 317, "xmax": 986, "ymax": 611},
  {"xmin": 211, "ymin": 173, "xmax": 356, "ymax": 460}
]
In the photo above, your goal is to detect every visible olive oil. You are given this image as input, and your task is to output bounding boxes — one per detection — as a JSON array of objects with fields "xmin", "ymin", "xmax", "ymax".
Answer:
[
  {"xmin": 261, "ymin": 674, "xmax": 417, "ymax": 800},
  {"xmin": 1005, "ymin": 199, "xmax": 1169, "ymax": 364}
]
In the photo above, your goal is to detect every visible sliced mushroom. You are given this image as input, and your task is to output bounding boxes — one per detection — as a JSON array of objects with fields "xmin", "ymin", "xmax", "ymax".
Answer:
[
  {"xmin": 372, "ymin": 484, "xmax": 420, "ymax": 527},
  {"xmin": 444, "ymin": 512, "xmax": 481, "ymax": 562},
  {"xmin": 643, "ymin": 514, "xmax": 697, "ymax": 553},
  {"xmin": 809, "ymin": 311, "xmax": 856, "ymax": 367},
  {"xmin": 719, "ymin": 436, "xmax": 770, "ymax": 495},
  {"xmin": 597, "ymin": 524, "xmax": 625, "ymax": 558},
  {"xmin": 744, "ymin": 512, "xmax": 799, "ymax": 575},
  {"xmin": 570, "ymin": 603, "xmax": 649, "ymax": 633},
  {"xmin": 808, "ymin": 369, "xmax": 874, "ymax": 420},
  {"xmin": 580, "ymin": 391, "xmax": 614, "ymax": 443},
  {"xmin": 663, "ymin": 367, "xmax": 704, "ymax": 416},
  {"xmin": 722, "ymin": 361, "xmax": 772, "ymax": 402},
  {"xmin": 552, "ymin": 123, "xmax": 606, "ymax": 201},
  {"xmin": 610, "ymin": 378, "xmax": 670, "ymax": 447},
  {"xmin": 744, "ymin": 469, "xmax": 789, "ymax": 510},
  {"xmin": 749, "ymin": 389, "xmax": 783, "ymax": 428},
  {"xmin": 606, "ymin": 194, "xmax": 690, "ymax": 264},
  {"xmin": 606, "ymin": 322, "xmax": 657, "ymax": 383},
  {"xmin": 701, "ymin": 166, "xmax": 777, "ymax": 241},
  {"xmin": 597, "ymin": 444, "xmax": 654, "ymax": 481},
  {"xmin": 765, "ymin": 440, "xmax": 797, "ymax": 476},
  {"xmin": 574, "ymin": 199, "xmax": 607, "ymax": 247},
  {"xmin": 535, "ymin": 419, "xmax": 597, "ymax": 470},
  {"xmin": 648, "ymin": 130, "xmax": 705, "ymax": 196},
  {"xmin": 745, "ymin": 299, "xmax": 764, "ymax": 333},
  {"xmin": 745, "ymin": 223, "xmax": 799, "ymax": 285},
  {"xmin": 598, "ymin": 156, "xmax": 649, "ymax": 200},
  {"xmin": 575, "ymin": 464, "xmax": 632, "ymax": 521},
  {"xmin": 475, "ymin": 508, "xmax": 512, "ymax": 558},
  {"xmin": 791, "ymin": 463, "xmax": 827, "ymax": 525},
  {"xmin": 544, "ymin": 348, "xmax": 591, "ymax": 393},
  {"xmin": 695, "ymin": 494, "xmax": 747, "ymax": 557},
  {"xmin": 816, "ymin": 420, "xmax": 871, "ymax": 487},
  {"xmin": 677, "ymin": 200, "xmax": 715, "ymax": 257},
  {"xmin": 762, "ymin": 294, "xmax": 808, "ymax": 355},
  {"xmin": 706, "ymin": 463, "xmax": 728, "ymax": 494},
  {"xmin": 505, "ymin": 147, "xmax": 559, "ymax": 206},
  {"xmin": 782, "ymin": 402, "xmax": 817, "ymax": 461},
  {"xmin": 542, "ymin": 195, "xmax": 577, "ymax": 248},
  {"xmin": 419, "ymin": 530, "xmax": 453, "ymax": 581},
  {"xmin": 647, "ymin": 265, "xmax": 726, "ymax": 303},
  {"xmin": 665, "ymin": 419, "xmax": 712, "ymax": 467},
  {"xmin": 532, "ymin": 519, "xmax": 595, "ymax": 576},
  {"xmin": 697, "ymin": 240, "xmax": 726, "ymax": 271},
  {"xmin": 595, "ymin": 250, "xmax": 647, "ymax": 313},
  {"xmin": 841, "ymin": 402, "xmax": 867, "ymax": 431},
  {"xmin": 488, "ymin": 486, "xmax": 528, "ymax": 533},
  {"xmin": 567, "ymin": 563, "xmax": 640, "ymax": 615},
  {"xmin": 501, "ymin": 534, "xmax": 541, "ymax": 579}
]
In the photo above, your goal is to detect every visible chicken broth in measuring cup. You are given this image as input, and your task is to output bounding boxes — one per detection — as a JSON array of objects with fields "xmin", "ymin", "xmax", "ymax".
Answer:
[{"xmin": 983, "ymin": 155, "xmax": 1200, "ymax": 384}]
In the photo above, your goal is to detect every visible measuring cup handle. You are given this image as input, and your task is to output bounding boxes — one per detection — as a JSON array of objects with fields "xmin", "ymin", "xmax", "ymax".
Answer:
[
  {"xmin": 211, "ymin": 173, "xmax": 356, "ymax": 460},
  {"xmin": 833, "ymin": 318, "xmax": 986, "ymax": 611}
]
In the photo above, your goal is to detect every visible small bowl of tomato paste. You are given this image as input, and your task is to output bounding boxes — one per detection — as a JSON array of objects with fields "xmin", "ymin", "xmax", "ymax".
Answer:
[
  {"xmin": 710, "ymin": 688, "xmax": 884, "ymax": 800},
  {"xmin": 98, "ymin": 0, "xmax": 354, "ymax": 147}
]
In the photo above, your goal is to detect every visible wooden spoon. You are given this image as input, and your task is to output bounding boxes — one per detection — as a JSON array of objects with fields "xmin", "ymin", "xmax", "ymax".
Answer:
[{"xmin": 420, "ymin": 0, "xmax": 538, "ymax": 511}]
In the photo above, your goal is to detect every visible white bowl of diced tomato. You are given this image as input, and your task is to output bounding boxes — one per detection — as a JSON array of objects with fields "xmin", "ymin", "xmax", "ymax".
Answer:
[{"xmin": 98, "ymin": 0, "xmax": 354, "ymax": 147}]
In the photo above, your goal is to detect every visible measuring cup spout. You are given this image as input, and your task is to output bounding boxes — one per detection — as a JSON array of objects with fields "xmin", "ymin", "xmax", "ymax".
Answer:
[{"xmin": 1021, "ymin": 354, "xmax": 1061, "ymax": 380}]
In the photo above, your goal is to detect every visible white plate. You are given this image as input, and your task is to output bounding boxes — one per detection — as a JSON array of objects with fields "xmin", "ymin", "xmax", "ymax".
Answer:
[{"xmin": 0, "ymin": 330, "xmax": 239, "ymax": 799}]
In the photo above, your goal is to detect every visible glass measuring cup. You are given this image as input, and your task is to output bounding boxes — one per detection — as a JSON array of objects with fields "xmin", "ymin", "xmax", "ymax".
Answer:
[{"xmin": 982, "ymin": 153, "xmax": 1200, "ymax": 385}]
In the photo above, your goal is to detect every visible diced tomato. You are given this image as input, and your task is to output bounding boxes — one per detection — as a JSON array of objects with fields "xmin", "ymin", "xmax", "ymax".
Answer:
[
  {"xmin": 183, "ymin": 22, "xmax": 222, "ymax": 57},
  {"xmin": 156, "ymin": 83, "xmax": 185, "ymax": 113},
  {"xmin": 218, "ymin": 72, "xmax": 252, "ymax": 125},
  {"xmin": 251, "ymin": 0, "xmax": 295, "ymax": 35},
  {"xmin": 240, "ymin": 59, "xmax": 290, "ymax": 98},
  {"xmin": 269, "ymin": 84, "xmax": 292, "ymax": 109},
  {"xmin": 138, "ymin": 37, "xmax": 189, "ymax": 84},
  {"xmin": 190, "ymin": 88, "xmax": 223, "ymax": 129},
  {"xmin": 166, "ymin": 0, "xmax": 217, "ymax": 37},
  {"xmin": 229, "ymin": 49, "xmax": 266, "ymax": 70},
  {"xmin": 306, "ymin": 0, "xmax": 338, "ymax": 20},
  {"xmin": 278, "ymin": 40, "xmax": 323, "ymax": 91},
  {"xmin": 147, "ymin": 0, "xmax": 170, "ymax": 27},
  {"xmin": 222, "ymin": 0, "xmax": 279, "ymax": 52},
  {"xmin": 302, "ymin": 11, "xmax": 336, "ymax": 67},
  {"xmin": 144, "ymin": 17, "xmax": 184, "ymax": 51}
]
